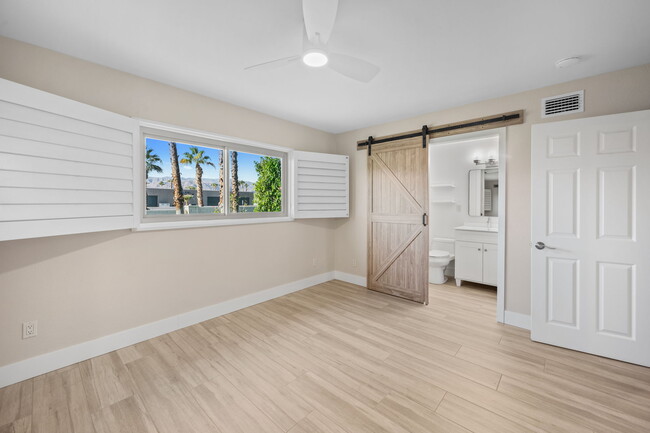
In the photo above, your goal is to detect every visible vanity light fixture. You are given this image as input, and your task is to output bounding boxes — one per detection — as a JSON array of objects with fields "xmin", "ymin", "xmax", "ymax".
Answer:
[{"xmin": 473, "ymin": 155, "xmax": 498, "ymax": 167}]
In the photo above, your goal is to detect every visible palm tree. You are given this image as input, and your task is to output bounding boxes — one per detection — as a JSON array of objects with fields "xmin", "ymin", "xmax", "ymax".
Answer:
[
  {"xmin": 238, "ymin": 180, "xmax": 248, "ymax": 192},
  {"xmin": 169, "ymin": 142, "xmax": 184, "ymax": 214},
  {"xmin": 218, "ymin": 151, "xmax": 225, "ymax": 213},
  {"xmin": 180, "ymin": 147, "xmax": 216, "ymax": 207},
  {"xmin": 230, "ymin": 151, "xmax": 239, "ymax": 212},
  {"xmin": 145, "ymin": 148, "xmax": 163, "ymax": 178}
]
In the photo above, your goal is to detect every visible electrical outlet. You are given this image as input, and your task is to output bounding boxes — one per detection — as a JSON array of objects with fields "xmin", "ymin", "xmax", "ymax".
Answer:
[
  {"xmin": 352, "ymin": 258, "xmax": 358, "ymax": 267},
  {"xmin": 23, "ymin": 320, "xmax": 37, "ymax": 339},
  {"xmin": 312, "ymin": 257, "xmax": 317, "ymax": 267}
]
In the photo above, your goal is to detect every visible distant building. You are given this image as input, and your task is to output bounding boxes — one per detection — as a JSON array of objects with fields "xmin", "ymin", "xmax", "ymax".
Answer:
[{"xmin": 146, "ymin": 188, "xmax": 254, "ymax": 212}]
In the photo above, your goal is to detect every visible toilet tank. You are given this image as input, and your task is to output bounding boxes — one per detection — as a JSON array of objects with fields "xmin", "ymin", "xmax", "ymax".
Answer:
[{"xmin": 431, "ymin": 237, "xmax": 455, "ymax": 255}]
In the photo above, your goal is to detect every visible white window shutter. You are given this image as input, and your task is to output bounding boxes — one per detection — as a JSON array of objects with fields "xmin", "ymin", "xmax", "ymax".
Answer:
[
  {"xmin": 0, "ymin": 79, "xmax": 137, "ymax": 241},
  {"xmin": 293, "ymin": 150, "xmax": 349, "ymax": 218}
]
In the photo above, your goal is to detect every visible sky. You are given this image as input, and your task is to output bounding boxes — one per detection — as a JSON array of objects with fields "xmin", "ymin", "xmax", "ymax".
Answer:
[{"xmin": 145, "ymin": 138, "xmax": 265, "ymax": 183}]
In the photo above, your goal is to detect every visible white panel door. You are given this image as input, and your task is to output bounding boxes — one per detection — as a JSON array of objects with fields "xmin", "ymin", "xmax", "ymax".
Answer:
[
  {"xmin": 531, "ymin": 110, "xmax": 650, "ymax": 366},
  {"xmin": 482, "ymin": 244, "xmax": 498, "ymax": 286},
  {"xmin": 455, "ymin": 241, "xmax": 483, "ymax": 283}
]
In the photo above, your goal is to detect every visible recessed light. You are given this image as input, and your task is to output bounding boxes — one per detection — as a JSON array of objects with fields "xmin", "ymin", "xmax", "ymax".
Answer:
[
  {"xmin": 555, "ymin": 56, "xmax": 582, "ymax": 69},
  {"xmin": 302, "ymin": 50, "xmax": 328, "ymax": 68}
]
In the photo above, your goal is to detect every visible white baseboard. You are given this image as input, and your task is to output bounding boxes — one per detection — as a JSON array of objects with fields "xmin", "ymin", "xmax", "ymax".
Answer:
[
  {"xmin": 333, "ymin": 271, "xmax": 367, "ymax": 287},
  {"xmin": 504, "ymin": 311, "xmax": 531, "ymax": 330},
  {"xmin": 0, "ymin": 271, "xmax": 335, "ymax": 389}
]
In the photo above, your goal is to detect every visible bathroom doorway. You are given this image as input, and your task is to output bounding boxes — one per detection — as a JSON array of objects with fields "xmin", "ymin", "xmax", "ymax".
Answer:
[{"xmin": 429, "ymin": 128, "xmax": 506, "ymax": 323}]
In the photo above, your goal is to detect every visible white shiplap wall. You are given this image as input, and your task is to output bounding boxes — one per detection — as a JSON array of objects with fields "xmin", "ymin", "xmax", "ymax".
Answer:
[
  {"xmin": 0, "ymin": 79, "xmax": 137, "ymax": 241},
  {"xmin": 293, "ymin": 151, "xmax": 349, "ymax": 218}
]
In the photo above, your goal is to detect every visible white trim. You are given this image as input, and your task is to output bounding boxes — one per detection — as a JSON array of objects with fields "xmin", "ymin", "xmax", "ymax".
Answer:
[
  {"xmin": 138, "ymin": 119, "xmax": 293, "ymax": 153},
  {"xmin": 287, "ymin": 150, "xmax": 296, "ymax": 219},
  {"xmin": 132, "ymin": 120, "xmax": 143, "ymax": 230},
  {"xmin": 496, "ymin": 128, "xmax": 507, "ymax": 324},
  {"xmin": 333, "ymin": 271, "xmax": 367, "ymax": 287},
  {"xmin": 0, "ymin": 272, "xmax": 334, "ymax": 388},
  {"xmin": 134, "ymin": 216, "xmax": 294, "ymax": 232},
  {"xmin": 430, "ymin": 128, "xmax": 507, "ymax": 323},
  {"xmin": 504, "ymin": 311, "xmax": 531, "ymax": 330}
]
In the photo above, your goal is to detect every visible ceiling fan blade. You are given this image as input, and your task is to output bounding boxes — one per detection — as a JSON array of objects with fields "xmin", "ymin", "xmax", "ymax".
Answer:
[
  {"xmin": 244, "ymin": 55, "xmax": 300, "ymax": 71},
  {"xmin": 328, "ymin": 53, "xmax": 380, "ymax": 83},
  {"xmin": 302, "ymin": 0, "xmax": 339, "ymax": 45}
]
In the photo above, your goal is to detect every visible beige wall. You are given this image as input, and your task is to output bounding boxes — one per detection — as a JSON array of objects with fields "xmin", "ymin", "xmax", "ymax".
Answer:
[
  {"xmin": 0, "ymin": 37, "xmax": 338, "ymax": 367},
  {"xmin": 333, "ymin": 63, "xmax": 650, "ymax": 316}
]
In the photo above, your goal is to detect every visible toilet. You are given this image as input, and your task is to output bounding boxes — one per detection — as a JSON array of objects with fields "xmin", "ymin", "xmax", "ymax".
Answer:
[{"xmin": 429, "ymin": 249, "xmax": 455, "ymax": 284}]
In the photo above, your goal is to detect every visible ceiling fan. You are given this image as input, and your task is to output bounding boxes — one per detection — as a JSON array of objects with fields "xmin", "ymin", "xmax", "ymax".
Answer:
[{"xmin": 245, "ymin": 0, "xmax": 380, "ymax": 83}]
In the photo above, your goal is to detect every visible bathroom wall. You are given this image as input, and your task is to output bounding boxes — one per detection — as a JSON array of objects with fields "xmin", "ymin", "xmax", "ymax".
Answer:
[{"xmin": 429, "ymin": 135, "xmax": 499, "ymax": 244}]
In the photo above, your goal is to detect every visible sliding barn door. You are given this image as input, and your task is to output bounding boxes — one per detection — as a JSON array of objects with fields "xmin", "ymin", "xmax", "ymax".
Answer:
[{"xmin": 368, "ymin": 139, "xmax": 429, "ymax": 304}]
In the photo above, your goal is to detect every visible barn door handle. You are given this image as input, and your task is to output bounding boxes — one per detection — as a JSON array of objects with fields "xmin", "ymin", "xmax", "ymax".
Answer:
[
  {"xmin": 534, "ymin": 241, "xmax": 555, "ymax": 250},
  {"xmin": 423, "ymin": 213, "xmax": 428, "ymax": 226}
]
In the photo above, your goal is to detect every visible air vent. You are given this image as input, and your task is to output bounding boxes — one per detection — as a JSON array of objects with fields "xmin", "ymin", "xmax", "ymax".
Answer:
[{"xmin": 541, "ymin": 90, "xmax": 584, "ymax": 118}]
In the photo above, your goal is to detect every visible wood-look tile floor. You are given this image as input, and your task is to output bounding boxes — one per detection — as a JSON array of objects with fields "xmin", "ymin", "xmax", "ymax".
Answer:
[{"xmin": 2, "ymin": 279, "xmax": 650, "ymax": 433}]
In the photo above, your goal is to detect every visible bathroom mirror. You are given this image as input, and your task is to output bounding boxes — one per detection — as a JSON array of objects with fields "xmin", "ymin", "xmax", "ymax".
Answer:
[{"xmin": 468, "ymin": 168, "xmax": 499, "ymax": 217}]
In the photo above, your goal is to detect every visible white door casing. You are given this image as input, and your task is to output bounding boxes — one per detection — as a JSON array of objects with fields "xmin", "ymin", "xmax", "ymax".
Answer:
[
  {"xmin": 431, "ymin": 128, "xmax": 506, "ymax": 322},
  {"xmin": 531, "ymin": 109, "xmax": 650, "ymax": 366}
]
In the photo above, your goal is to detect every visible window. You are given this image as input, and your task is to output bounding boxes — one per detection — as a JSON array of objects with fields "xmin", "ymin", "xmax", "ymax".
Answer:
[
  {"xmin": 0, "ymin": 81, "xmax": 348, "ymax": 240},
  {"xmin": 140, "ymin": 126, "xmax": 288, "ymax": 228},
  {"xmin": 228, "ymin": 150, "xmax": 283, "ymax": 213},
  {"xmin": 145, "ymin": 137, "xmax": 224, "ymax": 216}
]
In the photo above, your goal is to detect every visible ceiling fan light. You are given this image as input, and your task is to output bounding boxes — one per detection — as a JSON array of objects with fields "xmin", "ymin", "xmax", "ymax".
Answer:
[{"xmin": 302, "ymin": 50, "xmax": 328, "ymax": 67}]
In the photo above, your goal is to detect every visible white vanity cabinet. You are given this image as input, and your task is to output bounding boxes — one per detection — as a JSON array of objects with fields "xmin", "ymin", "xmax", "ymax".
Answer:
[
  {"xmin": 454, "ymin": 227, "xmax": 498, "ymax": 287},
  {"xmin": 482, "ymin": 244, "xmax": 498, "ymax": 285},
  {"xmin": 455, "ymin": 241, "xmax": 484, "ymax": 282}
]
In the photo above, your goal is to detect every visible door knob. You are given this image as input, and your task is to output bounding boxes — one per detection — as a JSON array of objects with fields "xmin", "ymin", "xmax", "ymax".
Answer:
[{"xmin": 534, "ymin": 241, "xmax": 555, "ymax": 250}]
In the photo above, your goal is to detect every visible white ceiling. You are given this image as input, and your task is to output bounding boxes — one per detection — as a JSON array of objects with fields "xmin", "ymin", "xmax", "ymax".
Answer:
[{"xmin": 1, "ymin": 0, "xmax": 649, "ymax": 133}]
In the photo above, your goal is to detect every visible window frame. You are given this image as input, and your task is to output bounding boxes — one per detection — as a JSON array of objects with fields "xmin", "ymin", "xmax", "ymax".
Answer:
[{"xmin": 134, "ymin": 120, "xmax": 292, "ymax": 232}]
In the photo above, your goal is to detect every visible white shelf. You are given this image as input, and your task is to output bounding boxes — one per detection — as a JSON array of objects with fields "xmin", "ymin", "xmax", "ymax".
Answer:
[
  {"xmin": 430, "ymin": 184, "xmax": 455, "ymax": 188},
  {"xmin": 431, "ymin": 200, "xmax": 456, "ymax": 204}
]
